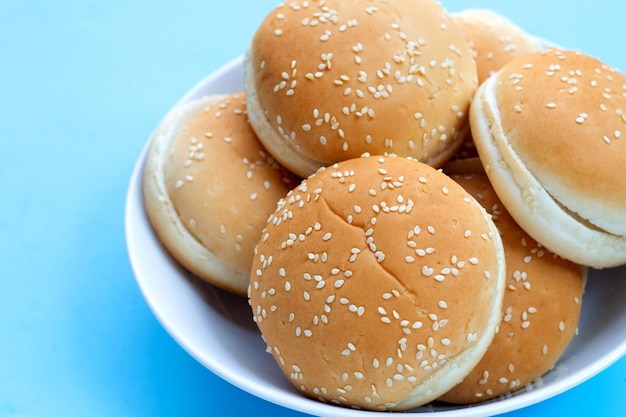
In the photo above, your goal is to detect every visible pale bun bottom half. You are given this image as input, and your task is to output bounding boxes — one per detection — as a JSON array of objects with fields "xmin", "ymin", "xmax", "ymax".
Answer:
[{"xmin": 470, "ymin": 76, "xmax": 626, "ymax": 268}]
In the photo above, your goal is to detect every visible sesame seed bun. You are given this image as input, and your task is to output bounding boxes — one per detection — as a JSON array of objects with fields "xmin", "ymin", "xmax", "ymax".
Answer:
[
  {"xmin": 248, "ymin": 155, "xmax": 506, "ymax": 411},
  {"xmin": 443, "ymin": 8, "xmax": 543, "ymax": 172},
  {"xmin": 143, "ymin": 93, "xmax": 298, "ymax": 296},
  {"xmin": 451, "ymin": 9, "xmax": 543, "ymax": 85},
  {"xmin": 470, "ymin": 49, "xmax": 626, "ymax": 268},
  {"xmin": 440, "ymin": 173, "xmax": 586, "ymax": 404},
  {"xmin": 244, "ymin": 0, "xmax": 478, "ymax": 177}
]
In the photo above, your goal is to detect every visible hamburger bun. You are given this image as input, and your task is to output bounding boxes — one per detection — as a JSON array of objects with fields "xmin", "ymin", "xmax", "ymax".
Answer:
[
  {"xmin": 440, "ymin": 173, "xmax": 586, "ymax": 404},
  {"xmin": 451, "ymin": 8, "xmax": 543, "ymax": 85},
  {"xmin": 244, "ymin": 0, "xmax": 477, "ymax": 177},
  {"xmin": 143, "ymin": 93, "xmax": 298, "ymax": 296},
  {"xmin": 470, "ymin": 49, "xmax": 626, "ymax": 268},
  {"xmin": 248, "ymin": 155, "xmax": 506, "ymax": 410},
  {"xmin": 443, "ymin": 8, "xmax": 543, "ymax": 173}
]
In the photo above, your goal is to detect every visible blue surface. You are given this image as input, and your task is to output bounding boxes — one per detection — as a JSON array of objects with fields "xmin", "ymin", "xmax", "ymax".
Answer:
[{"xmin": 1, "ymin": 1, "xmax": 625, "ymax": 416}]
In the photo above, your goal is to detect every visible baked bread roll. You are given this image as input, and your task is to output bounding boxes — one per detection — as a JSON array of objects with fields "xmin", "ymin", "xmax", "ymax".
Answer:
[
  {"xmin": 470, "ymin": 48, "xmax": 626, "ymax": 268},
  {"xmin": 443, "ymin": 8, "xmax": 543, "ymax": 174},
  {"xmin": 249, "ymin": 155, "xmax": 506, "ymax": 410},
  {"xmin": 244, "ymin": 0, "xmax": 477, "ymax": 177},
  {"xmin": 143, "ymin": 93, "xmax": 298, "ymax": 295},
  {"xmin": 451, "ymin": 8, "xmax": 543, "ymax": 85},
  {"xmin": 440, "ymin": 173, "xmax": 586, "ymax": 404}
]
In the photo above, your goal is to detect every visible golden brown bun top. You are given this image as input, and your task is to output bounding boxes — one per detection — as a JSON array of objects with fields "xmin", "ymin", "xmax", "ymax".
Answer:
[
  {"xmin": 249, "ymin": 155, "xmax": 505, "ymax": 410},
  {"xmin": 145, "ymin": 93, "xmax": 298, "ymax": 295},
  {"xmin": 493, "ymin": 49, "xmax": 626, "ymax": 235},
  {"xmin": 440, "ymin": 173, "xmax": 585, "ymax": 404},
  {"xmin": 246, "ymin": 0, "xmax": 477, "ymax": 172},
  {"xmin": 451, "ymin": 9, "xmax": 542, "ymax": 84}
]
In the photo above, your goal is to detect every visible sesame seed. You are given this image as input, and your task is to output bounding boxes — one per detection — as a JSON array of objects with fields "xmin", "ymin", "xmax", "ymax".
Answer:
[{"xmin": 422, "ymin": 265, "xmax": 434, "ymax": 280}]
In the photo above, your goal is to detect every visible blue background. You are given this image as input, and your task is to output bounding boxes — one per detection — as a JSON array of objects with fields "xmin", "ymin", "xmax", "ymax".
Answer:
[{"xmin": 1, "ymin": 1, "xmax": 624, "ymax": 416}]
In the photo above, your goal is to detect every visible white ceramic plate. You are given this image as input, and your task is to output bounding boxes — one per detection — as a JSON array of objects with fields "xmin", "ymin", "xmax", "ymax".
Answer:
[{"xmin": 125, "ymin": 56, "xmax": 626, "ymax": 416}]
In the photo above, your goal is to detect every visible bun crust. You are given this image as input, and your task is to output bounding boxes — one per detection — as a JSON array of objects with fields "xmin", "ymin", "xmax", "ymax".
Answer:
[
  {"xmin": 143, "ymin": 93, "xmax": 298, "ymax": 295},
  {"xmin": 440, "ymin": 173, "xmax": 586, "ymax": 404},
  {"xmin": 451, "ymin": 9, "xmax": 543, "ymax": 84},
  {"xmin": 470, "ymin": 49, "xmax": 626, "ymax": 268},
  {"xmin": 244, "ymin": 0, "xmax": 477, "ymax": 177},
  {"xmin": 444, "ymin": 8, "xmax": 542, "ymax": 169},
  {"xmin": 249, "ymin": 155, "xmax": 506, "ymax": 410}
]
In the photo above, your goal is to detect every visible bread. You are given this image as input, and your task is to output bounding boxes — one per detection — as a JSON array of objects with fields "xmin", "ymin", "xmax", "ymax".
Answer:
[
  {"xmin": 451, "ymin": 9, "xmax": 543, "ymax": 85},
  {"xmin": 470, "ymin": 48, "xmax": 626, "ymax": 268},
  {"xmin": 248, "ymin": 154, "xmax": 506, "ymax": 410},
  {"xmin": 440, "ymin": 173, "xmax": 586, "ymax": 404},
  {"xmin": 244, "ymin": 0, "xmax": 477, "ymax": 177},
  {"xmin": 143, "ymin": 93, "xmax": 298, "ymax": 296},
  {"xmin": 443, "ymin": 8, "xmax": 543, "ymax": 174}
]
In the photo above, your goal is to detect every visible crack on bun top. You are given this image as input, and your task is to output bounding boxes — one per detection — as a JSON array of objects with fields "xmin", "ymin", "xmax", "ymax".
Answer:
[{"xmin": 248, "ymin": 155, "xmax": 506, "ymax": 411}]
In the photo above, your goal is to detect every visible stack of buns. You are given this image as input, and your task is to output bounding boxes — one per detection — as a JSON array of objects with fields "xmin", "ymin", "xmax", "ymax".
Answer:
[{"xmin": 143, "ymin": 0, "xmax": 624, "ymax": 411}]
